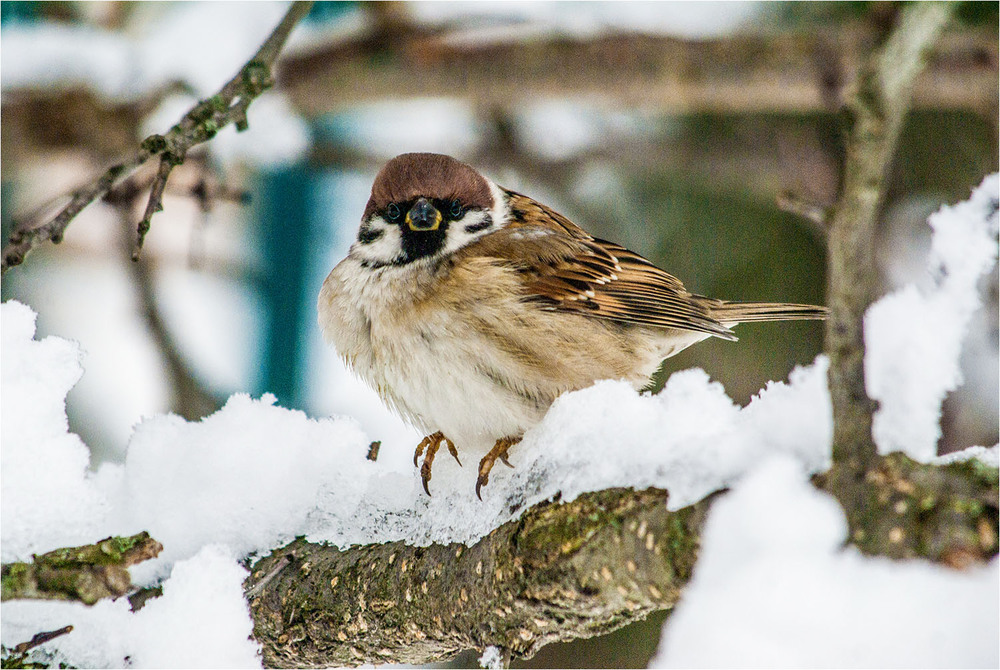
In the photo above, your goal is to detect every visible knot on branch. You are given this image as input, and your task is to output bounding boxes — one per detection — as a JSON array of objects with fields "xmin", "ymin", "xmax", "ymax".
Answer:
[
  {"xmin": 140, "ymin": 134, "xmax": 169, "ymax": 154},
  {"xmin": 242, "ymin": 60, "xmax": 276, "ymax": 97}
]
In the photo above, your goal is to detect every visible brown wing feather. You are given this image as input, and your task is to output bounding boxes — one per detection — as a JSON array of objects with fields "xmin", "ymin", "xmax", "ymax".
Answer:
[{"xmin": 462, "ymin": 191, "xmax": 739, "ymax": 340}]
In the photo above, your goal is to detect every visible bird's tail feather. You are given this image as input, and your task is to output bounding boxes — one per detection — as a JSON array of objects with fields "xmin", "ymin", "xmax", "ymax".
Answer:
[{"xmin": 708, "ymin": 300, "xmax": 829, "ymax": 325}]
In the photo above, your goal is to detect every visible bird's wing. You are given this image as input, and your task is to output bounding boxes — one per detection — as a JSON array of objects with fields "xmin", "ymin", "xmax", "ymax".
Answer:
[{"xmin": 462, "ymin": 191, "xmax": 737, "ymax": 340}]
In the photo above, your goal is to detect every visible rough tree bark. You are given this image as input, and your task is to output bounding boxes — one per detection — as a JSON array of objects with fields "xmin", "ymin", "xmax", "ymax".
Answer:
[
  {"xmin": 247, "ymin": 489, "xmax": 707, "ymax": 667},
  {"xmin": 1, "ymin": 533, "xmax": 162, "ymax": 605}
]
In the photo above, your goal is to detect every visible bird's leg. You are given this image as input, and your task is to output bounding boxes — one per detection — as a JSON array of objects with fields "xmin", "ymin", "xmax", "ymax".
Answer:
[
  {"xmin": 476, "ymin": 435, "xmax": 521, "ymax": 500},
  {"xmin": 413, "ymin": 431, "xmax": 461, "ymax": 496}
]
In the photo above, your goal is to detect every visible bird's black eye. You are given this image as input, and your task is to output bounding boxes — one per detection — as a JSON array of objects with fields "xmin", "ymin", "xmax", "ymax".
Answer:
[
  {"xmin": 386, "ymin": 203, "xmax": 401, "ymax": 221},
  {"xmin": 449, "ymin": 200, "xmax": 463, "ymax": 218}
]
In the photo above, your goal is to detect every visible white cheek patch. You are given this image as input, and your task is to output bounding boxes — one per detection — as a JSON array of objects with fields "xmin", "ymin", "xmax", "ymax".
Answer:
[
  {"xmin": 440, "ymin": 179, "xmax": 511, "ymax": 256},
  {"xmin": 441, "ymin": 210, "xmax": 494, "ymax": 255},
  {"xmin": 487, "ymin": 179, "xmax": 510, "ymax": 229},
  {"xmin": 350, "ymin": 216, "xmax": 404, "ymax": 265}
]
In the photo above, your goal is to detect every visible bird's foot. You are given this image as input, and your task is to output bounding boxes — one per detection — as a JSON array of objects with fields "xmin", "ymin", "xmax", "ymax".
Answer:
[
  {"xmin": 413, "ymin": 431, "xmax": 461, "ymax": 495},
  {"xmin": 476, "ymin": 435, "xmax": 521, "ymax": 500}
]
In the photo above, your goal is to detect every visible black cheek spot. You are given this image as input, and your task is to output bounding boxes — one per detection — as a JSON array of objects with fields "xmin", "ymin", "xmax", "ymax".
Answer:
[
  {"xmin": 464, "ymin": 220, "xmax": 492, "ymax": 234},
  {"xmin": 358, "ymin": 227, "xmax": 384, "ymax": 244}
]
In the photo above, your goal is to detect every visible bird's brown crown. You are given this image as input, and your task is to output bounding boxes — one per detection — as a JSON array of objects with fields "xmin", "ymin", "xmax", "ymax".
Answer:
[{"xmin": 364, "ymin": 153, "xmax": 493, "ymax": 218}]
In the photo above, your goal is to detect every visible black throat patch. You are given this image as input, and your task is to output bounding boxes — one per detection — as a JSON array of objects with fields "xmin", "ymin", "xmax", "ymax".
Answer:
[{"xmin": 399, "ymin": 221, "xmax": 449, "ymax": 264}]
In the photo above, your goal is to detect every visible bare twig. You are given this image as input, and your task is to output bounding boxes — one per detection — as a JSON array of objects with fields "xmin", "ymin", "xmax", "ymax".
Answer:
[
  {"xmin": 11, "ymin": 626, "xmax": 74, "ymax": 655},
  {"xmin": 244, "ymin": 554, "xmax": 292, "ymax": 600},
  {"xmin": 3, "ymin": 624, "xmax": 75, "ymax": 666},
  {"xmin": 777, "ymin": 190, "xmax": 832, "ymax": 228},
  {"xmin": 1, "ymin": 0, "xmax": 314, "ymax": 274},
  {"xmin": 135, "ymin": 153, "xmax": 183, "ymax": 260},
  {"xmin": 3, "ymin": 150, "xmax": 153, "ymax": 268}
]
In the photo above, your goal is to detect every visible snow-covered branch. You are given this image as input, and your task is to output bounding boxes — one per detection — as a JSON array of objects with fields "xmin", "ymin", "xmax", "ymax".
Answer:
[
  {"xmin": 247, "ymin": 488, "xmax": 706, "ymax": 667},
  {"xmin": 0, "ymin": 1, "xmax": 313, "ymax": 273},
  {"xmin": 245, "ymin": 451, "xmax": 998, "ymax": 668}
]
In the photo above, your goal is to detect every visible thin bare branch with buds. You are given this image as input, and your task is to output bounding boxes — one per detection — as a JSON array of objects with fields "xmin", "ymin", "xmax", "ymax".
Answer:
[{"xmin": 0, "ymin": 0, "xmax": 314, "ymax": 273}]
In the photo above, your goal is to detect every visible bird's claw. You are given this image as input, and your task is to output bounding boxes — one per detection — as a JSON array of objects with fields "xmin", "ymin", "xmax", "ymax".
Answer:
[
  {"xmin": 413, "ymin": 431, "xmax": 459, "ymax": 496},
  {"xmin": 475, "ymin": 436, "xmax": 521, "ymax": 500}
]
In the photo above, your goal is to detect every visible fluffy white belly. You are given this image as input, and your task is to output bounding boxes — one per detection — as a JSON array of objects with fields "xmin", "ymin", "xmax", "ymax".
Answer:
[
  {"xmin": 318, "ymin": 258, "xmax": 545, "ymax": 454},
  {"xmin": 373, "ymin": 326, "xmax": 545, "ymax": 452}
]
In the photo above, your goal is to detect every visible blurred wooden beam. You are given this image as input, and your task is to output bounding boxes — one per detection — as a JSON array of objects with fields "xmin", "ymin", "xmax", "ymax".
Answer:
[
  {"xmin": 3, "ymin": 25, "xmax": 993, "ymax": 166},
  {"xmin": 278, "ymin": 24, "xmax": 997, "ymax": 116}
]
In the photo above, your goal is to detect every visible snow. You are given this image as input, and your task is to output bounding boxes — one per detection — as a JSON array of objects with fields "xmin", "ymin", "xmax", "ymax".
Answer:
[
  {"xmin": 0, "ymin": 302, "xmax": 112, "ymax": 562},
  {"xmin": 2, "ymin": 175, "xmax": 998, "ymax": 667},
  {"xmin": 128, "ymin": 545, "xmax": 259, "ymax": 669},
  {"xmin": 866, "ymin": 174, "xmax": 1000, "ymax": 460},
  {"xmin": 478, "ymin": 645, "xmax": 504, "ymax": 670},
  {"xmin": 409, "ymin": 2, "xmax": 762, "ymax": 39},
  {"xmin": 508, "ymin": 362, "xmax": 830, "ymax": 514},
  {"xmin": 120, "ymin": 393, "xmax": 371, "ymax": 578},
  {"xmin": 933, "ymin": 444, "xmax": 1000, "ymax": 468},
  {"xmin": 650, "ymin": 458, "xmax": 999, "ymax": 669},
  {"xmin": 650, "ymin": 176, "xmax": 1000, "ymax": 668},
  {"xmin": 1, "ymin": 546, "xmax": 259, "ymax": 669}
]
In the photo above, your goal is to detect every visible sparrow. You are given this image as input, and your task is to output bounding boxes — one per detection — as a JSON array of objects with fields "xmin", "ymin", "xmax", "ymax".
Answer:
[{"xmin": 318, "ymin": 153, "xmax": 827, "ymax": 498}]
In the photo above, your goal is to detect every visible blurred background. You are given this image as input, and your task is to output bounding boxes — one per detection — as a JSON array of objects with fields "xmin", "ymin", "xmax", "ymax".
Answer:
[{"xmin": 1, "ymin": 2, "xmax": 997, "ymax": 667}]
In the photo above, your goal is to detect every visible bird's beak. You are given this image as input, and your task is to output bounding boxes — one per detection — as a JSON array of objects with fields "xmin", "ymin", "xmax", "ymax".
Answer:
[{"xmin": 406, "ymin": 198, "xmax": 442, "ymax": 231}]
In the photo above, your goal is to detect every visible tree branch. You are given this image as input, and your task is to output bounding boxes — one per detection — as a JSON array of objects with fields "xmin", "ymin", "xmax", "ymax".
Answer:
[
  {"xmin": 246, "ymin": 451, "xmax": 997, "ymax": 668},
  {"xmin": 0, "ymin": 0, "xmax": 314, "ymax": 274},
  {"xmin": 816, "ymin": 4, "xmax": 999, "ymax": 560},
  {"xmin": 246, "ymin": 488, "xmax": 709, "ymax": 667},
  {"xmin": 9, "ymin": 626, "xmax": 74, "ymax": 656},
  {"xmin": 825, "ymin": 3, "xmax": 954, "ymax": 476},
  {"xmin": 102, "ymin": 172, "xmax": 223, "ymax": 421},
  {"xmin": 1, "ymin": 532, "xmax": 163, "ymax": 605},
  {"xmin": 2, "ymin": 625, "xmax": 75, "ymax": 668}
]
